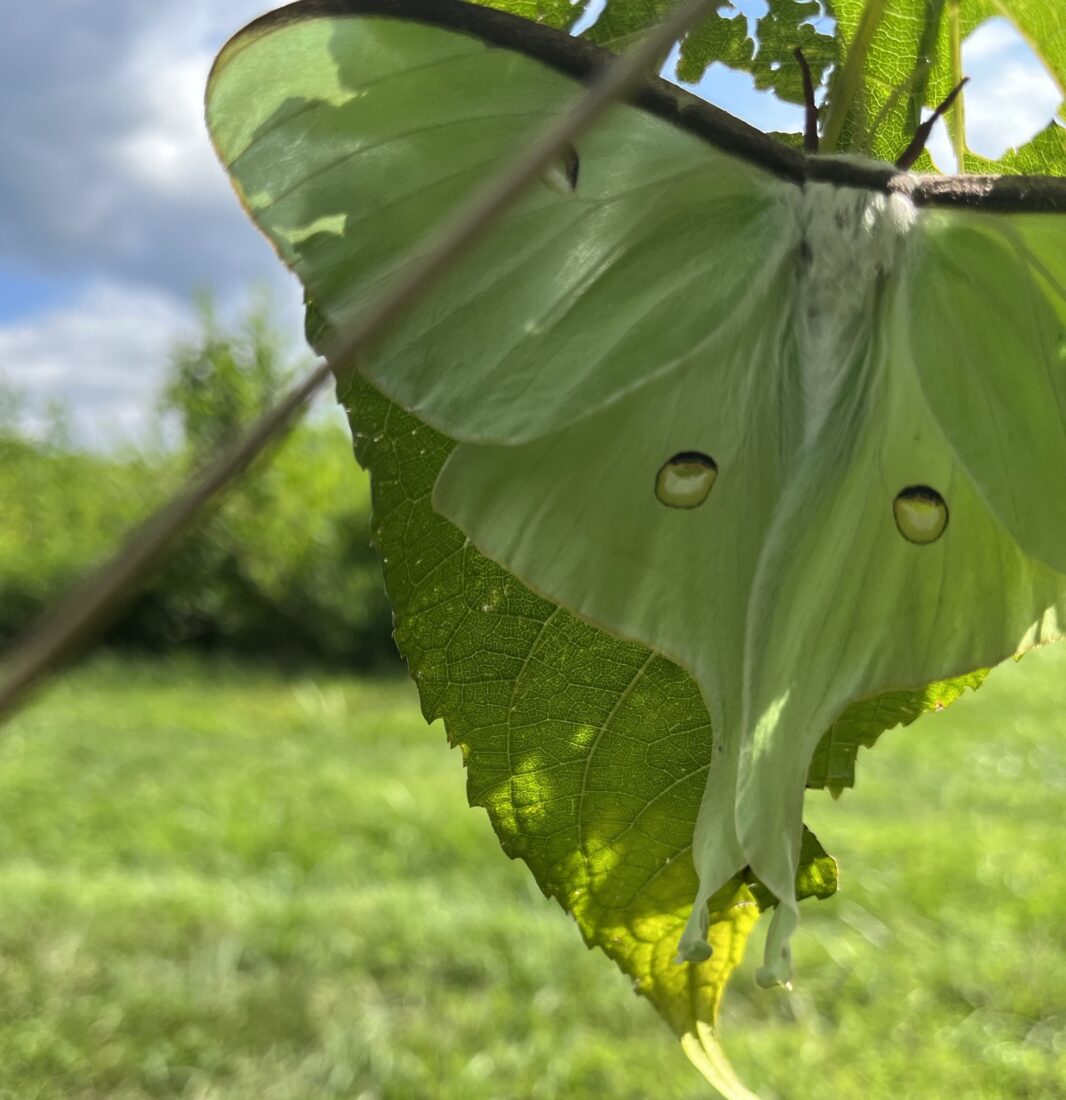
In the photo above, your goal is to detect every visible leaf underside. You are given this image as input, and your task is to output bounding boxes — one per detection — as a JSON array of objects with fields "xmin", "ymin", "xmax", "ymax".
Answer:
[{"xmin": 339, "ymin": 361, "xmax": 992, "ymax": 1090}]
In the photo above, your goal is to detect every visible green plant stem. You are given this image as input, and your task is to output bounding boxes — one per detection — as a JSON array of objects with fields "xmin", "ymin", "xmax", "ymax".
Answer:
[
  {"xmin": 948, "ymin": 0, "xmax": 966, "ymax": 171},
  {"xmin": 821, "ymin": 0, "xmax": 887, "ymax": 153}
]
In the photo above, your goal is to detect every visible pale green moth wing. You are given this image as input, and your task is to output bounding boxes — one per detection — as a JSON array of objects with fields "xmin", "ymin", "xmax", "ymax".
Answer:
[
  {"xmin": 906, "ymin": 211, "xmax": 1066, "ymax": 573},
  {"xmin": 342, "ymin": 366, "xmax": 841, "ymax": 1100},
  {"xmin": 205, "ymin": 0, "xmax": 796, "ymax": 447}
]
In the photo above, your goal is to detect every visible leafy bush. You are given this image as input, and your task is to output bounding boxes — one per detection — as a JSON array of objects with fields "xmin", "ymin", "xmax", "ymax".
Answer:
[{"xmin": 0, "ymin": 297, "xmax": 394, "ymax": 667}]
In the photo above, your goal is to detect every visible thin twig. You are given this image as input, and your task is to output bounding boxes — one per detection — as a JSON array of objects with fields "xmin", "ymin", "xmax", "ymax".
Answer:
[
  {"xmin": 0, "ymin": 0, "xmax": 715, "ymax": 722},
  {"xmin": 820, "ymin": 0, "xmax": 886, "ymax": 153}
]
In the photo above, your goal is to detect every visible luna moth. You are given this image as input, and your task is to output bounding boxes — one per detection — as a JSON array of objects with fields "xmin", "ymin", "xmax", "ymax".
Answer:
[{"xmin": 205, "ymin": 0, "xmax": 1066, "ymax": 993}]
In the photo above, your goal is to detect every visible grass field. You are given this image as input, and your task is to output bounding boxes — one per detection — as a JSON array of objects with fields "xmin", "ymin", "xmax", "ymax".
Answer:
[{"xmin": 0, "ymin": 648, "xmax": 1063, "ymax": 1099}]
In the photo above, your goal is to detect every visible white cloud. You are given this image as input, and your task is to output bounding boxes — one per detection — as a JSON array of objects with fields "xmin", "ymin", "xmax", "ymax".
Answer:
[
  {"xmin": 0, "ymin": 282, "xmax": 194, "ymax": 449},
  {"xmin": 966, "ymin": 57, "xmax": 1062, "ymax": 160},
  {"xmin": 0, "ymin": 273, "xmax": 311, "ymax": 449},
  {"xmin": 963, "ymin": 18, "xmax": 1062, "ymax": 160},
  {"xmin": 0, "ymin": 1, "xmax": 318, "ymax": 445},
  {"xmin": 111, "ymin": 48, "xmax": 222, "ymax": 200},
  {"xmin": 0, "ymin": 1, "xmax": 288, "ymax": 292}
]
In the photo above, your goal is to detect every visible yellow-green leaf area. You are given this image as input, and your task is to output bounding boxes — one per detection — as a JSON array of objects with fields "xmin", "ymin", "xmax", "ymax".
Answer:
[
  {"xmin": 806, "ymin": 669, "xmax": 989, "ymax": 794},
  {"xmin": 468, "ymin": 0, "xmax": 579, "ymax": 30}
]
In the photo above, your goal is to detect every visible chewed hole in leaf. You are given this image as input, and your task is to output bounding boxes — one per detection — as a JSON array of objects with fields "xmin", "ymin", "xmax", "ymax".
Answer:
[
  {"xmin": 893, "ymin": 485, "xmax": 948, "ymax": 545},
  {"xmin": 926, "ymin": 18, "xmax": 1063, "ymax": 168},
  {"xmin": 568, "ymin": 0, "xmax": 607, "ymax": 38},
  {"xmin": 655, "ymin": 451, "xmax": 718, "ymax": 509}
]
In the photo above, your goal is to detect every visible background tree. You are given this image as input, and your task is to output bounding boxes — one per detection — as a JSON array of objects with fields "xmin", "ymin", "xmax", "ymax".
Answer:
[{"xmin": 0, "ymin": 296, "xmax": 393, "ymax": 667}]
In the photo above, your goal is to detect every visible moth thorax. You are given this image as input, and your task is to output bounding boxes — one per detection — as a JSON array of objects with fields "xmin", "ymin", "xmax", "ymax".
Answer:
[
  {"xmin": 800, "ymin": 184, "xmax": 913, "ymax": 312},
  {"xmin": 796, "ymin": 184, "xmax": 915, "ymax": 405}
]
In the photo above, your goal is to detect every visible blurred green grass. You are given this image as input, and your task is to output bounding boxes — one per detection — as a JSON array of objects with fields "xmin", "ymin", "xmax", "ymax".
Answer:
[{"xmin": 0, "ymin": 648, "xmax": 1063, "ymax": 1099}]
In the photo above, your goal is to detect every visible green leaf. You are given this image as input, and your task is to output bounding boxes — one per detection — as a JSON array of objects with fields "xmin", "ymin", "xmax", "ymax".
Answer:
[
  {"xmin": 676, "ymin": 5, "xmax": 754, "ymax": 82},
  {"xmin": 747, "ymin": 0, "xmax": 835, "ymax": 104},
  {"xmin": 764, "ymin": 129, "xmax": 807, "ymax": 150},
  {"xmin": 823, "ymin": 0, "xmax": 943, "ymax": 160},
  {"xmin": 824, "ymin": 0, "xmax": 1066, "ymax": 170},
  {"xmin": 339, "ymin": 371, "xmax": 839, "ymax": 1095},
  {"xmin": 471, "ymin": 0, "xmax": 682, "ymax": 50},
  {"xmin": 806, "ymin": 670, "xmax": 989, "ymax": 796},
  {"xmin": 468, "ymin": 0, "xmax": 579, "ymax": 30},
  {"xmin": 584, "ymin": 0, "xmax": 680, "ymax": 51}
]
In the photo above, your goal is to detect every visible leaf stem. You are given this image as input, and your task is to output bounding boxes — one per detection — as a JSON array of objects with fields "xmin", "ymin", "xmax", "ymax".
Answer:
[
  {"xmin": 821, "ymin": 0, "xmax": 887, "ymax": 153},
  {"xmin": 947, "ymin": 0, "xmax": 967, "ymax": 171}
]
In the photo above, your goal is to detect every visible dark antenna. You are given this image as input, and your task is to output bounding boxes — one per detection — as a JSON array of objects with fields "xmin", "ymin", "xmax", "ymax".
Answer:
[
  {"xmin": 794, "ymin": 48, "xmax": 819, "ymax": 154},
  {"xmin": 896, "ymin": 77, "xmax": 969, "ymax": 170}
]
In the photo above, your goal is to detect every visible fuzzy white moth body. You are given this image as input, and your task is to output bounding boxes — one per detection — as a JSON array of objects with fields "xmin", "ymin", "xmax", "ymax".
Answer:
[{"xmin": 794, "ymin": 174, "xmax": 917, "ymax": 436}]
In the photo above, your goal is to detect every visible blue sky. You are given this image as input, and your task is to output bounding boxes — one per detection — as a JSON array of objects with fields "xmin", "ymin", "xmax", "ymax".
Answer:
[{"xmin": 0, "ymin": 2, "xmax": 1060, "ymax": 447}]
